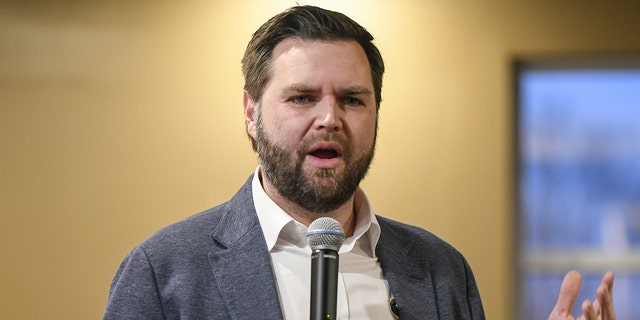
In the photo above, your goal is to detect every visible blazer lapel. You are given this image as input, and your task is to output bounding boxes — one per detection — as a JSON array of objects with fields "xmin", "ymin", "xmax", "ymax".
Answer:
[
  {"xmin": 208, "ymin": 178, "xmax": 284, "ymax": 319},
  {"xmin": 376, "ymin": 222, "xmax": 439, "ymax": 320}
]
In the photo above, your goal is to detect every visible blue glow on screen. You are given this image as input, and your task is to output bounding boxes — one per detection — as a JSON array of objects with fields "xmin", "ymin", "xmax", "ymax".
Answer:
[{"xmin": 519, "ymin": 69, "xmax": 640, "ymax": 249}]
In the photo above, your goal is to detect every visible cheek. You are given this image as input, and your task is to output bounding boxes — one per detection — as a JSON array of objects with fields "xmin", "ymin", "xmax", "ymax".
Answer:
[
  {"xmin": 358, "ymin": 112, "xmax": 378, "ymax": 138},
  {"xmin": 262, "ymin": 115, "xmax": 305, "ymax": 148},
  {"xmin": 349, "ymin": 116, "xmax": 378, "ymax": 152}
]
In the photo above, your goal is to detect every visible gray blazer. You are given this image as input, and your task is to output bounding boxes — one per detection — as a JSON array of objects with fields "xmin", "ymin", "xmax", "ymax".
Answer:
[{"xmin": 104, "ymin": 175, "xmax": 485, "ymax": 319}]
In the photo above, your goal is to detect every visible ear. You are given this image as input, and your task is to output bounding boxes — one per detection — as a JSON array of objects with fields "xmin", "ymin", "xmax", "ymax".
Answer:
[{"xmin": 243, "ymin": 91, "xmax": 258, "ymax": 140}]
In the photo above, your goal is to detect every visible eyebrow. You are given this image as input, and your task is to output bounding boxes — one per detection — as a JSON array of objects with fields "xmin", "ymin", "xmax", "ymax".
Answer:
[
  {"xmin": 340, "ymin": 85, "xmax": 373, "ymax": 96},
  {"xmin": 282, "ymin": 84, "xmax": 373, "ymax": 96},
  {"xmin": 282, "ymin": 84, "xmax": 318, "ymax": 94}
]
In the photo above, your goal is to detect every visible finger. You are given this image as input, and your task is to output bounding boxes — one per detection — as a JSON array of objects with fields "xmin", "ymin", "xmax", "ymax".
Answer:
[
  {"xmin": 581, "ymin": 299, "xmax": 596, "ymax": 320},
  {"xmin": 602, "ymin": 271, "xmax": 614, "ymax": 293},
  {"xmin": 552, "ymin": 270, "xmax": 582, "ymax": 315},
  {"xmin": 597, "ymin": 272, "xmax": 616, "ymax": 320},
  {"xmin": 591, "ymin": 295, "xmax": 601, "ymax": 316}
]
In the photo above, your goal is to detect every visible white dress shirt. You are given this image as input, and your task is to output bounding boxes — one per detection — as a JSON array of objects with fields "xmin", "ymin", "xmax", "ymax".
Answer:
[{"xmin": 252, "ymin": 168, "xmax": 395, "ymax": 320}]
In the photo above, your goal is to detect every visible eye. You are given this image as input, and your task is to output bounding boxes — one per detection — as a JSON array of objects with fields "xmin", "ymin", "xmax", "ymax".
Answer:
[
  {"xmin": 291, "ymin": 95, "xmax": 310, "ymax": 104},
  {"xmin": 343, "ymin": 97, "xmax": 363, "ymax": 106}
]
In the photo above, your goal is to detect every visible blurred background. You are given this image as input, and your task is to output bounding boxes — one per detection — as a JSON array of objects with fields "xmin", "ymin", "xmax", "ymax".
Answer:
[{"xmin": 1, "ymin": 1, "xmax": 639, "ymax": 319}]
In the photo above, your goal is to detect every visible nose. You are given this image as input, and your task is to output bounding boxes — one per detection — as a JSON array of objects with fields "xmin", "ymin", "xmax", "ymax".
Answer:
[{"xmin": 315, "ymin": 96, "xmax": 343, "ymax": 132}]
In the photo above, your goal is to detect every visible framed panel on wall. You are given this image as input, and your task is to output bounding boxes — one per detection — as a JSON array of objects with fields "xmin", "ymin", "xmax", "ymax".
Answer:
[{"xmin": 514, "ymin": 55, "xmax": 640, "ymax": 320}]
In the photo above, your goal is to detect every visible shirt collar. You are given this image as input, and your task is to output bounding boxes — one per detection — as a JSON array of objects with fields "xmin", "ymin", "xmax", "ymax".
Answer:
[{"xmin": 251, "ymin": 167, "xmax": 381, "ymax": 256}]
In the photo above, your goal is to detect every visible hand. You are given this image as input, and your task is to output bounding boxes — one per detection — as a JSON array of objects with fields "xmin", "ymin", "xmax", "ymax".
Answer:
[{"xmin": 547, "ymin": 270, "xmax": 615, "ymax": 320}]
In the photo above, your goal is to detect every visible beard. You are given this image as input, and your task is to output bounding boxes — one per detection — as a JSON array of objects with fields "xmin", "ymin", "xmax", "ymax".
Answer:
[{"xmin": 255, "ymin": 117, "xmax": 376, "ymax": 214}]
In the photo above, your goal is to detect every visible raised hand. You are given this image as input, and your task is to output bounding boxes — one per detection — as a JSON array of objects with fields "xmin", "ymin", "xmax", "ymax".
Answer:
[{"xmin": 547, "ymin": 270, "xmax": 615, "ymax": 320}]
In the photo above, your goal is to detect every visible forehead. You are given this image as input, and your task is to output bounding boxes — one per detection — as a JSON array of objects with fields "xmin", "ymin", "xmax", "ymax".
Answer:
[{"xmin": 267, "ymin": 38, "xmax": 373, "ymax": 90}]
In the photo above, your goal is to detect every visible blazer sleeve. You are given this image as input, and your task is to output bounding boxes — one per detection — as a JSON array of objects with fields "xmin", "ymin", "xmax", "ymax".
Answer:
[
  {"xmin": 103, "ymin": 246, "xmax": 165, "ymax": 320},
  {"xmin": 464, "ymin": 256, "xmax": 486, "ymax": 320}
]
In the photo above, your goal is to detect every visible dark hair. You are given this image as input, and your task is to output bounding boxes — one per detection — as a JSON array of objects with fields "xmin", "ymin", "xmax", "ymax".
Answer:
[{"xmin": 241, "ymin": 5, "xmax": 385, "ymax": 108}]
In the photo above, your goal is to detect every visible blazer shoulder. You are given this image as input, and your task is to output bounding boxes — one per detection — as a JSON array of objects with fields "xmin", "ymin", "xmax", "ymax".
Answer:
[
  {"xmin": 375, "ymin": 215, "xmax": 474, "ymax": 277},
  {"xmin": 376, "ymin": 215, "xmax": 461, "ymax": 254},
  {"xmin": 139, "ymin": 175, "xmax": 257, "ymax": 259}
]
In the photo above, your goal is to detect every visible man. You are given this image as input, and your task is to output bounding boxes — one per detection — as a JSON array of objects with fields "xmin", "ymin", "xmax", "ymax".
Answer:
[{"xmin": 104, "ymin": 5, "xmax": 615, "ymax": 319}]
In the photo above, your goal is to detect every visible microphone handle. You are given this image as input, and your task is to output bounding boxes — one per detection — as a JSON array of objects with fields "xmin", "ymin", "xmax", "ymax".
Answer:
[{"xmin": 310, "ymin": 248, "xmax": 339, "ymax": 320}]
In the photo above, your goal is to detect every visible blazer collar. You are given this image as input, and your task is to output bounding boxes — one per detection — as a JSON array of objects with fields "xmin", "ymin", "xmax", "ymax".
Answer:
[
  {"xmin": 376, "ymin": 219, "xmax": 439, "ymax": 320},
  {"xmin": 208, "ymin": 175, "xmax": 284, "ymax": 319}
]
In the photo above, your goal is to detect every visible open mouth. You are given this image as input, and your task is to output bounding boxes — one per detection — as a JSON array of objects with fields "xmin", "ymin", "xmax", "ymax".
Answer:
[
  {"xmin": 310, "ymin": 148, "xmax": 339, "ymax": 159},
  {"xmin": 306, "ymin": 141, "xmax": 344, "ymax": 168}
]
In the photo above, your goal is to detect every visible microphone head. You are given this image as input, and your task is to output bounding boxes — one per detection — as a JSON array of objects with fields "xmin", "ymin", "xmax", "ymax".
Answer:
[{"xmin": 306, "ymin": 217, "xmax": 345, "ymax": 251}]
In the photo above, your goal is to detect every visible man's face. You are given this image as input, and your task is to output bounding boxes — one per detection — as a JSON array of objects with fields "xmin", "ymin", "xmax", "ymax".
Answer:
[{"xmin": 245, "ymin": 39, "xmax": 378, "ymax": 213}]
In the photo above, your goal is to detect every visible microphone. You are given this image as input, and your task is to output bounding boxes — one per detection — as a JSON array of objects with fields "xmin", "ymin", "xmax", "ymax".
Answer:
[{"xmin": 306, "ymin": 217, "xmax": 345, "ymax": 320}]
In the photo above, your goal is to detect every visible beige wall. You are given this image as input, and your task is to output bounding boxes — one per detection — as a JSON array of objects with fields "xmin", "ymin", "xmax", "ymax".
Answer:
[{"xmin": 1, "ymin": 1, "xmax": 639, "ymax": 319}]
